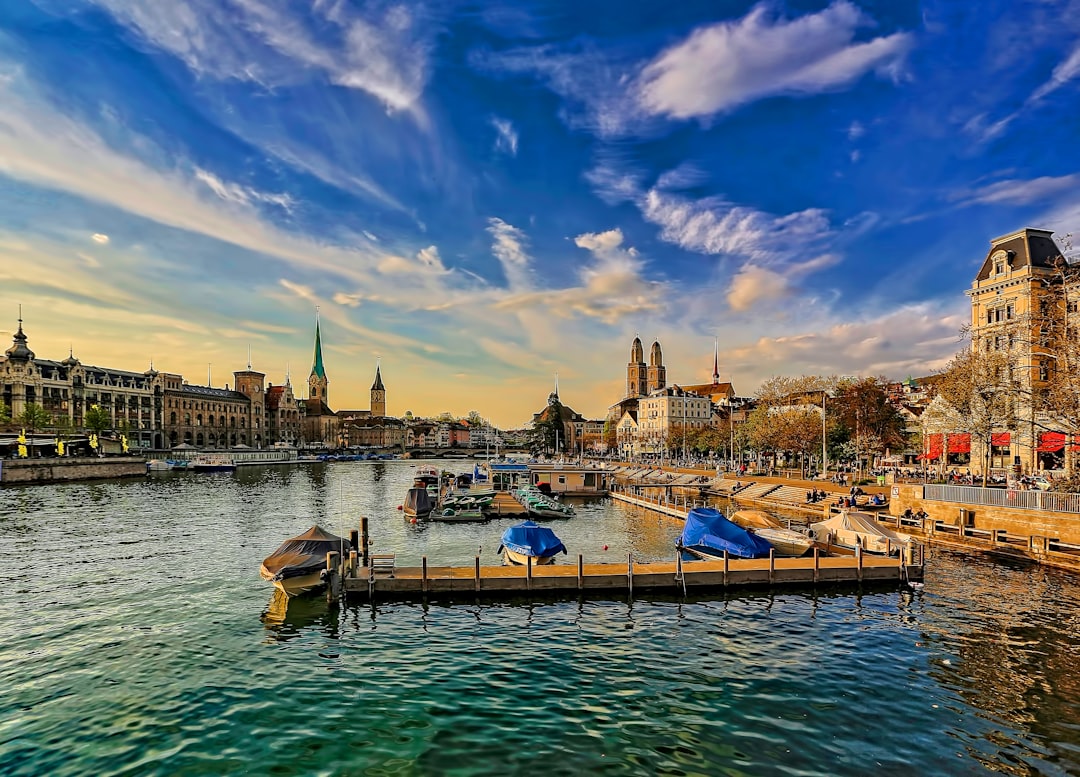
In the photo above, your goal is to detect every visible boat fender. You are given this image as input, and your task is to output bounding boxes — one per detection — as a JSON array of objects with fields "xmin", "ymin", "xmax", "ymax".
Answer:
[
  {"xmin": 397, "ymin": 505, "xmax": 403, "ymax": 510},
  {"xmin": 603, "ymin": 544, "xmax": 608, "ymax": 551},
  {"xmin": 496, "ymin": 544, "xmax": 503, "ymax": 555},
  {"xmin": 319, "ymin": 569, "xmax": 330, "ymax": 582}
]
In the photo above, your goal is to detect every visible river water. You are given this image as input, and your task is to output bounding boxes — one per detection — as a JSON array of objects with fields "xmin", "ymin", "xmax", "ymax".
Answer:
[{"xmin": 2, "ymin": 459, "xmax": 1079, "ymax": 776}]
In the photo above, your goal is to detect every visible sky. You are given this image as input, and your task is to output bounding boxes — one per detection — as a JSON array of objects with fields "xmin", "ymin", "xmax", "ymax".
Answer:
[{"xmin": 1, "ymin": 1, "xmax": 1079, "ymax": 429}]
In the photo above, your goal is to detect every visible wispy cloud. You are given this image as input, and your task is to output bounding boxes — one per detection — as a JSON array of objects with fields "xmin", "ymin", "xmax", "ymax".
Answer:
[
  {"xmin": 487, "ymin": 217, "xmax": 533, "ymax": 290},
  {"xmin": 195, "ymin": 168, "xmax": 295, "ymax": 212},
  {"xmin": 491, "ymin": 117, "xmax": 519, "ymax": 155},
  {"xmin": 956, "ymin": 174, "xmax": 1080, "ymax": 206},
  {"xmin": 91, "ymin": 0, "xmax": 434, "ymax": 118},
  {"xmin": 91, "ymin": 233, "xmax": 110, "ymax": 244},
  {"xmin": 637, "ymin": 2, "xmax": 912, "ymax": 120}
]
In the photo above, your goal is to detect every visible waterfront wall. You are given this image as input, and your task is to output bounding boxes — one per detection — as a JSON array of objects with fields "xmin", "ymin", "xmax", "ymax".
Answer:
[
  {"xmin": 0, "ymin": 457, "xmax": 146, "ymax": 485},
  {"xmin": 891, "ymin": 484, "xmax": 1080, "ymax": 545}
]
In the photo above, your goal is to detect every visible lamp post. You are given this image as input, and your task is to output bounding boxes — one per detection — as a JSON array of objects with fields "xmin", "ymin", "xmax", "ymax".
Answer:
[{"xmin": 821, "ymin": 391, "xmax": 827, "ymax": 479}]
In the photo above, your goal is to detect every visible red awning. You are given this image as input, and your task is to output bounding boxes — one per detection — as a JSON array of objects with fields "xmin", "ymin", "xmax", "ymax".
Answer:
[
  {"xmin": 948, "ymin": 433, "xmax": 971, "ymax": 454},
  {"xmin": 919, "ymin": 433, "xmax": 944, "ymax": 460},
  {"xmin": 991, "ymin": 432, "xmax": 1011, "ymax": 447},
  {"xmin": 1035, "ymin": 432, "xmax": 1080, "ymax": 452}
]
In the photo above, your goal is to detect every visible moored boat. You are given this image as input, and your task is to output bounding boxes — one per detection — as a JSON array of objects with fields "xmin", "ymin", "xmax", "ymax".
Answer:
[
  {"xmin": 677, "ymin": 506, "xmax": 773, "ymax": 560},
  {"xmin": 729, "ymin": 510, "xmax": 814, "ymax": 557},
  {"xmin": 430, "ymin": 506, "xmax": 486, "ymax": 522},
  {"xmin": 498, "ymin": 520, "xmax": 567, "ymax": 565},
  {"xmin": 260, "ymin": 525, "xmax": 351, "ymax": 596},
  {"xmin": 808, "ymin": 510, "xmax": 911, "ymax": 556},
  {"xmin": 403, "ymin": 485, "xmax": 435, "ymax": 520}
]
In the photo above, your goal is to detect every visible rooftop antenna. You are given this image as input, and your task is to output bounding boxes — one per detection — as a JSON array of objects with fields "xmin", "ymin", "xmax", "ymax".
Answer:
[
  {"xmin": 247, "ymin": 345, "xmax": 252, "ymax": 370},
  {"xmin": 208, "ymin": 363, "xmax": 212, "ymax": 386},
  {"xmin": 285, "ymin": 362, "xmax": 291, "ymax": 386}
]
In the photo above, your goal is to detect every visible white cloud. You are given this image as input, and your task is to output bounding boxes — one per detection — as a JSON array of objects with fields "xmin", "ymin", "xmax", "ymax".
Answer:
[
  {"xmin": 727, "ymin": 265, "xmax": 790, "ymax": 310},
  {"xmin": 91, "ymin": 233, "xmax": 110, "ymax": 244},
  {"xmin": 91, "ymin": 0, "xmax": 432, "ymax": 118},
  {"xmin": 195, "ymin": 168, "xmax": 294, "ymax": 212},
  {"xmin": 487, "ymin": 217, "xmax": 533, "ymax": 290},
  {"xmin": 1030, "ymin": 44, "xmax": 1080, "ymax": 102},
  {"xmin": 491, "ymin": 117, "xmax": 519, "ymax": 156},
  {"xmin": 637, "ymin": 1, "xmax": 912, "ymax": 120},
  {"xmin": 847, "ymin": 121, "xmax": 866, "ymax": 140},
  {"xmin": 958, "ymin": 174, "xmax": 1080, "ymax": 206}
]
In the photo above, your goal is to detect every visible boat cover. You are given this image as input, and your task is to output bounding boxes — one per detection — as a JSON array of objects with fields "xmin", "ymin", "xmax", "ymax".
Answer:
[
  {"xmin": 498, "ymin": 520, "xmax": 567, "ymax": 559},
  {"xmin": 730, "ymin": 509, "xmax": 783, "ymax": 530},
  {"xmin": 260, "ymin": 525, "xmax": 350, "ymax": 581},
  {"xmin": 403, "ymin": 486, "xmax": 434, "ymax": 516},
  {"xmin": 809, "ymin": 510, "xmax": 909, "ymax": 554},
  {"xmin": 679, "ymin": 507, "xmax": 773, "ymax": 559}
]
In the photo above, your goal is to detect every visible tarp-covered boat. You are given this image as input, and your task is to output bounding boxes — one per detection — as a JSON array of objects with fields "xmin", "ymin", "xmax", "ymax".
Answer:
[
  {"xmin": 678, "ymin": 507, "xmax": 773, "ymax": 560},
  {"xmin": 403, "ymin": 486, "xmax": 434, "ymax": 520},
  {"xmin": 729, "ymin": 510, "xmax": 814, "ymax": 557},
  {"xmin": 809, "ymin": 510, "xmax": 910, "ymax": 556},
  {"xmin": 260, "ymin": 525, "xmax": 350, "ymax": 596},
  {"xmin": 498, "ymin": 520, "xmax": 567, "ymax": 565}
]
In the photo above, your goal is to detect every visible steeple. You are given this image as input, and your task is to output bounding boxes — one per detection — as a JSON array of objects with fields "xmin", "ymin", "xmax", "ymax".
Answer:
[
  {"xmin": 370, "ymin": 359, "xmax": 385, "ymax": 417},
  {"xmin": 5, "ymin": 308, "xmax": 35, "ymax": 362},
  {"xmin": 308, "ymin": 311, "xmax": 329, "ymax": 405},
  {"xmin": 626, "ymin": 335, "xmax": 647, "ymax": 398},
  {"xmin": 647, "ymin": 339, "xmax": 666, "ymax": 393},
  {"xmin": 712, "ymin": 337, "xmax": 720, "ymax": 384}
]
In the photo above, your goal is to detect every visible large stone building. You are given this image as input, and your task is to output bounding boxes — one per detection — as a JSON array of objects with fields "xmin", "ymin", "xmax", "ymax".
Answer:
[
  {"xmin": 965, "ymin": 227, "xmax": 1075, "ymax": 473},
  {"xmin": 300, "ymin": 318, "xmax": 340, "ymax": 448},
  {"xmin": 1, "ymin": 314, "xmax": 311, "ymax": 451}
]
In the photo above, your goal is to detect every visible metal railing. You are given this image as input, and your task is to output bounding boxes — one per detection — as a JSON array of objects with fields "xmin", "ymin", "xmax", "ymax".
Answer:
[{"xmin": 923, "ymin": 484, "xmax": 1080, "ymax": 514}]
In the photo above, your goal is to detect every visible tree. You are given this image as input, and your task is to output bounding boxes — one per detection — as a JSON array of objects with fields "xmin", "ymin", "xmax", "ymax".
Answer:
[
  {"xmin": 830, "ymin": 377, "xmax": 907, "ymax": 475},
  {"xmin": 530, "ymin": 395, "xmax": 566, "ymax": 455},
  {"xmin": 466, "ymin": 410, "xmax": 487, "ymax": 427},
  {"xmin": 935, "ymin": 348, "xmax": 1016, "ymax": 486},
  {"xmin": 0, "ymin": 398, "xmax": 10, "ymax": 426},
  {"xmin": 84, "ymin": 404, "xmax": 111, "ymax": 436},
  {"xmin": 17, "ymin": 403, "xmax": 52, "ymax": 435}
]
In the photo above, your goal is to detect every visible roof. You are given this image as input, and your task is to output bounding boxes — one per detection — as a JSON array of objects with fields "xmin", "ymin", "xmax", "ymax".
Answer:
[
  {"xmin": 975, "ymin": 227, "xmax": 1064, "ymax": 282},
  {"xmin": 371, "ymin": 364, "xmax": 384, "ymax": 391},
  {"xmin": 310, "ymin": 321, "xmax": 326, "ymax": 379},
  {"xmin": 180, "ymin": 384, "xmax": 248, "ymax": 401}
]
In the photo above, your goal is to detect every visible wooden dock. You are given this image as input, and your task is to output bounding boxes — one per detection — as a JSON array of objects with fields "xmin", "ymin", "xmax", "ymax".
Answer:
[{"xmin": 332, "ymin": 546, "xmax": 923, "ymax": 602}]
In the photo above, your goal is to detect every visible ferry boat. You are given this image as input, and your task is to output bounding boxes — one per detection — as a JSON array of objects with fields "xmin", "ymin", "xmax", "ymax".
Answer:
[{"xmin": 189, "ymin": 447, "xmax": 300, "ymax": 472}]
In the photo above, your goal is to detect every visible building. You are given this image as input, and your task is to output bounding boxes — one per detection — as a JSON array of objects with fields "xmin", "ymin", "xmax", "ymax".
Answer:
[
  {"xmin": 965, "ymin": 227, "xmax": 1072, "ymax": 473},
  {"xmin": 161, "ymin": 370, "xmax": 262, "ymax": 448},
  {"xmin": 266, "ymin": 376, "xmax": 302, "ymax": 446},
  {"xmin": 637, "ymin": 385, "xmax": 712, "ymax": 457},
  {"xmin": 300, "ymin": 317, "xmax": 339, "ymax": 448}
]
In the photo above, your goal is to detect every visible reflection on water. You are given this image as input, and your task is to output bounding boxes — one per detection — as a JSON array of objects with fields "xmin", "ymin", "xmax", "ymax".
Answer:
[{"xmin": 2, "ymin": 460, "xmax": 1080, "ymax": 775}]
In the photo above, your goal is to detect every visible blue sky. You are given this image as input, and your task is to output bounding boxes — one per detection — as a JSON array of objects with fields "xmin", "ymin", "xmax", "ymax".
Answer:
[{"xmin": 1, "ymin": 0, "xmax": 1079, "ymax": 428}]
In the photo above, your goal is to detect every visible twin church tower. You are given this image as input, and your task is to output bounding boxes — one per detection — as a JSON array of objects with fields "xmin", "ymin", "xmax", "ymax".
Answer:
[{"xmin": 625, "ymin": 336, "xmax": 667, "ymax": 398}]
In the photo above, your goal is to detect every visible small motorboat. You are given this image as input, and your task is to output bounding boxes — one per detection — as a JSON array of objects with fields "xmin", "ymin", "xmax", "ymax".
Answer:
[
  {"xmin": 729, "ymin": 510, "xmax": 814, "ymax": 557},
  {"xmin": 403, "ymin": 485, "xmax": 434, "ymax": 520},
  {"xmin": 498, "ymin": 520, "xmax": 567, "ymax": 565},
  {"xmin": 430, "ymin": 506, "xmax": 485, "ymax": 522},
  {"xmin": 146, "ymin": 459, "xmax": 173, "ymax": 472},
  {"xmin": 260, "ymin": 525, "xmax": 351, "ymax": 596},
  {"xmin": 677, "ymin": 506, "xmax": 773, "ymax": 560}
]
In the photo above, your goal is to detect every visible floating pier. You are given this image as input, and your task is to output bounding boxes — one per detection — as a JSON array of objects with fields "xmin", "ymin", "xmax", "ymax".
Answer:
[{"xmin": 335, "ymin": 550, "xmax": 922, "ymax": 602}]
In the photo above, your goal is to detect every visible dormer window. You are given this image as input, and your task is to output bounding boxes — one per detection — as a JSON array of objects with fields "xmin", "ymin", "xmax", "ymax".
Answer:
[{"xmin": 991, "ymin": 249, "xmax": 1009, "ymax": 276}]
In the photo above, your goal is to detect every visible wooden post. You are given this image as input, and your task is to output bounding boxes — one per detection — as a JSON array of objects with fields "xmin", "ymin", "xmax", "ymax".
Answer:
[
  {"xmin": 813, "ymin": 547, "xmax": 819, "ymax": 584},
  {"xmin": 349, "ymin": 549, "xmax": 358, "ymax": 579},
  {"xmin": 474, "ymin": 556, "xmax": 481, "ymax": 592},
  {"xmin": 855, "ymin": 543, "xmax": 863, "ymax": 582},
  {"xmin": 422, "ymin": 556, "xmax": 428, "ymax": 594},
  {"xmin": 723, "ymin": 549, "xmax": 729, "ymax": 586},
  {"xmin": 577, "ymin": 554, "xmax": 584, "ymax": 591},
  {"xmin": 350, "ymin": 529, "xmax": 359, "ymax": 555},
  {"xmin": 526, "ymin": 555, "xmax": 533, "ymax": 591},
  {"xmin": 627, "ymin": 553, "xmax": 634, "ymax": 597},
  {"xmin": 360, "ymin": 517, "xmax": 369, "ymax": 567},
  {"xmin": 769, "ymin": 548, "xmax": 775, "ymax": 584}
]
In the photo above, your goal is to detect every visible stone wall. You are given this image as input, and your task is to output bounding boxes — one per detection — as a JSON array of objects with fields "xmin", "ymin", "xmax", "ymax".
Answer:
[
  {"xmin": 890, "ymin": 483, "xmax": 1080, "ymax": 544},
  {"xmin": 0, "ymin": 457, "xmax": 146, "ymax": 485}
]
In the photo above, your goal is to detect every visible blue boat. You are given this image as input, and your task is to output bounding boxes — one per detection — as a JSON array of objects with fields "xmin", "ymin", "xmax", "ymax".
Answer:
[
  {"xmin": 678, "ymin": 507, "xmax": 773, "ymax": 560},
  {"xmin": 498, "ymin": 520, "xmax": 567, "ymax": 565}
]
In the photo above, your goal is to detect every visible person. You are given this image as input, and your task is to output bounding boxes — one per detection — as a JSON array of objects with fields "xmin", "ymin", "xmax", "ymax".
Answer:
[
  {"xmin": 806, "ymin": 489, "xmax": 815, "ymax": 503},
  {"xmin": 915, "ymin": 508, "xmax": 928, "ymax": 521}
]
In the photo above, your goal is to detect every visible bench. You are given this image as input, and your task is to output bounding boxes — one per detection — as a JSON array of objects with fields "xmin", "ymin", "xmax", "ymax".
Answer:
[{"xmin": 370, "ymin": 553, "xmax": 396, "ymax": 578}]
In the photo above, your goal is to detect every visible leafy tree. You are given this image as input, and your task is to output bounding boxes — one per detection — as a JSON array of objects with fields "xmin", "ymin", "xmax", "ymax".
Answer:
[
  {"xmin": 0, "ymin": 398, "xmax": 10, "ymax": 426},
  {"xmin": 84, "ymin": 404, "xmax": 112, "ymax": 436},
  {"xmin": 530, "ymin": 395, "xmax": 566, "ymax": 454},
  {"xmin": 830, "ymin": 377, "xmax": 907, "ymax": 475},
  {"xmin": 17, "ymin": 403, "xmax": 52, "ymax": 435},
  {"xmin": 466, "ymin": 410, "xmax": 487, "ymax": 427}
]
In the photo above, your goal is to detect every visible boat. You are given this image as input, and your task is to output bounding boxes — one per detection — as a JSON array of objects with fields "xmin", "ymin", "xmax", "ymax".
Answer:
[
  {"xmin": 677, "ymin": 506, "xmax": 774, "ymax": 560},
  {"xmin": 729, "ymin": 510, "xmax": 814, "ymax": 557},
  {"xmin": 146, "ymin": 459, "xmax": 172, "ymax": 472},
  {"xmin": 260, "ymin": 525, "xmax": 351, "ymax": 596},
  {"xmin": 498, "ymin": 520, "xmax": 568, "ymax": 565},
  {"xmin": 515, "ymin": 484, "xmax": 575, "ymax": 519},
  {"xmin": 402, "ymin": 485, "xmax": 435, "ymax": 520},
  {"xmin": 430, "ymin": 506, "xmax": 486, "ymax": 522},
  {"xmin": 808, "ymin": 510, "xmax": 911, "ymax": 556},
  {"xmin": 190, "ymin": 454, "xmax": 237, "ymax": 472}
]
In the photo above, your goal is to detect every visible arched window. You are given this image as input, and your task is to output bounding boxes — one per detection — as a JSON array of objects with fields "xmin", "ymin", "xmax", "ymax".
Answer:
[
  {"xmin": 170, "ymin": 411, "xmax": 177, "ymax": 425},
  {"xmin": 196, "ymin": 433, "xmax": 204, "ymax": 446},
  {"xmin": 184, "ymin": 413, "xmax": 191, "ymax": 425}
]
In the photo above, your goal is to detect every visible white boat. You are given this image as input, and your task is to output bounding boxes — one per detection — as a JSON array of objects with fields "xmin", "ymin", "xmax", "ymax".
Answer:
[
  {"xmin": 498, "ymin": 520, "xmax": 567, "ymax": 565},
  {"xmin": 430, "ymin": 506, "xmax": 485, "ymax": 522},
  {"xmin": 729, "ymin": 510, "xmax": 814, "ymax": 557},
  {"xmin": 809, "ymin": 510, "xmax": 912, "ymax": 556},
  {"xmin": 146, "ymin": 459, "xmax": 172, "ymax": 472}
]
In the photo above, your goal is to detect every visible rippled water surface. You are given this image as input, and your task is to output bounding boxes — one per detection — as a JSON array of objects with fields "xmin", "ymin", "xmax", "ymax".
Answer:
[{"xmin": 2, "ymin": 460, "xmax": 1079, "ymax": 776}]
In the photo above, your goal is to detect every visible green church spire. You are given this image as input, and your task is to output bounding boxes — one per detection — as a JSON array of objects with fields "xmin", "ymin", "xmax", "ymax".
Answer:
[{"xmin": 311, "ymin": 317, "xmax": 326, "ymax": 379}]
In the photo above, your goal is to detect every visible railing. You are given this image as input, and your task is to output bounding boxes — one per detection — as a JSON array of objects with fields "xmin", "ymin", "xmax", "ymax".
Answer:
[{"xmin": 923, "ymin": 484, "xmax": 1080, "ymax": 514}]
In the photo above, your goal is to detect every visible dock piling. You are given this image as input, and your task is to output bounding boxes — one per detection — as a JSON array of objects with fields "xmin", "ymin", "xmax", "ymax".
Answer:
[
  {"xmin": 422, "ymin": 556, "xmax": 428, "ymax": 594},
  {"xmin": 360, "ymin": 517, "xmax": 369, "ymax": 568},
  {"xmin": 813, "ymin": 547, "xmax": 820, "ymax": 583},
  {"xmin": 628, "ymin": 553, "xmax": 634, "ymax": 597},
  {"xmin": 723, "ymin": 550, "xmax": 729, "ymax": 586},
  {"xmin": 577, "ymin": 554, "xmax": 583, "ymax": 591},
  {"xmin": 769, "ymin": 548, "xmax": 775, "ymax": 584},
  {"xmin": 526, "ymin": 555, "xmax": 533, "ymax": 591},
  {"xmin": 856, "ymin": 544, "xmax": 863, "ymax": 582}
]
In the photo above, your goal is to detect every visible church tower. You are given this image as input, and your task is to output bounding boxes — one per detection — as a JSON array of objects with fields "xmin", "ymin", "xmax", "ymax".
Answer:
[
  {"xmin": 308, "ymin": 315, "xmax": 328, "ymax": 406},
  {"xmin": 626, "ymin": 337, "xmax": 647, "ymax": 398},
  {"xmin": 647, "ymin": 340, "xmax": 666, "ymax": 393},
  {"xmin": 370, "ymin": 361, "xmax": 386, "ymax": 418}
]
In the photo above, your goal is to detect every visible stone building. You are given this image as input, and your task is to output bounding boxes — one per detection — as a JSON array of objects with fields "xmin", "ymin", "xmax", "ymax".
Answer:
[{"xmin": 300, "ymin": 317, "xmax": 340, "ymax": 448}]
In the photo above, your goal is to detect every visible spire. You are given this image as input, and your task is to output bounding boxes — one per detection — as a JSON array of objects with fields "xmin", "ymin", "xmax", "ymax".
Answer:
[
  {"xmin": 371, "ymin": 360, "xmax": 384, "ymax": 391},
  {"xmin": 311, "ymin": 315, "xmax": 326, "ymax": 379},
  {"xmin": 5, "ymin": 306, "xmax": 34, "ymax": 362},
  {"xmin": 247, "ymin": 344, "xmax": 252, "ymax": 371},
  {"xmin": 285, "ymin": 362, "xmax": 291, "ymax": 386},
  {"xmin": 554, "ymin": 372, "xmax": 560, "ymax": 399},
  {"xmin": 713, "ymin": 337, "xmax": 719, "ymax": 384}
]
